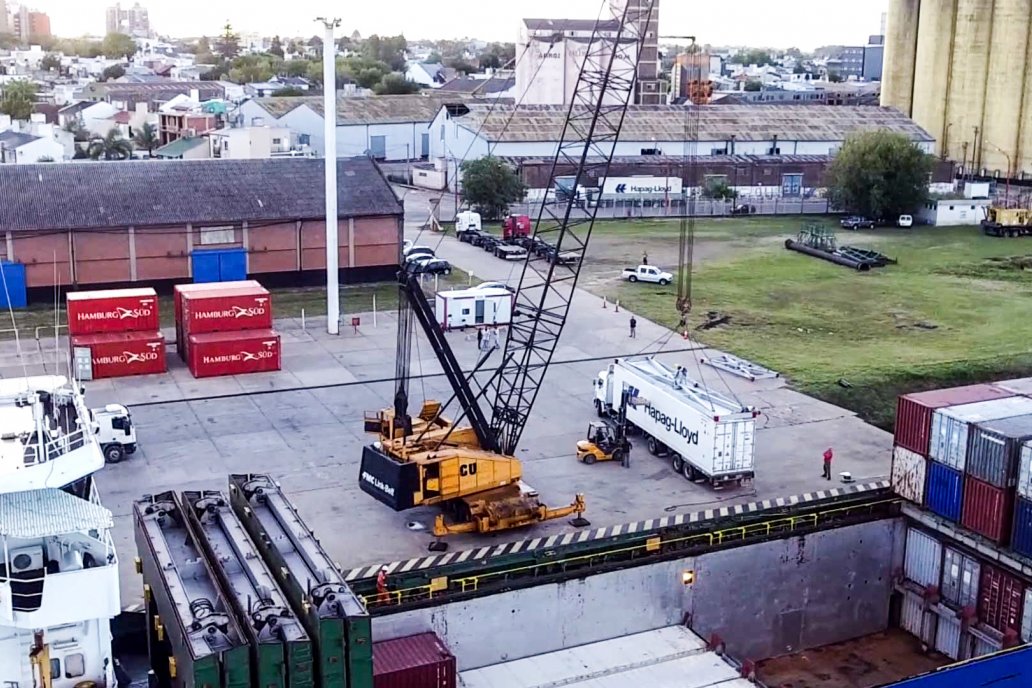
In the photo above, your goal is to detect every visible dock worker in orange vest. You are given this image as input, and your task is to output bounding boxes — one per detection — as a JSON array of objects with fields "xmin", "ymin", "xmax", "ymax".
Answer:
[
  {"xmin": 822, "ymin": 447, "xmax": 834, "ymax": 481},
  {"xmin": 376, "ymin": 565, "xmax": 389, "ymax": 603}
]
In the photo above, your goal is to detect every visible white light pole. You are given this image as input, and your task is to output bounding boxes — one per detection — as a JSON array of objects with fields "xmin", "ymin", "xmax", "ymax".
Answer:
[{"xmin": 317, "ymin": 16, "xmax": 341, "ymax": 334}]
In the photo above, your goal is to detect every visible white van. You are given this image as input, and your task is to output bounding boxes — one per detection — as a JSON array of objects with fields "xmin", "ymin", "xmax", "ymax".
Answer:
[{"xmin": 897, "ymin": 214, "xmax": 914, "ymax": 228}]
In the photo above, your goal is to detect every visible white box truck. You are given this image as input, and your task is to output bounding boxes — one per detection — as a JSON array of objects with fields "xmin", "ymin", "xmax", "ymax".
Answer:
[
  {"xmin": 435, "ymin": 287, "xmax": 513, "ymax": 331},
  {"xmin": 594, "ymin": 357, "xmax": 758, "ymax": 486}
]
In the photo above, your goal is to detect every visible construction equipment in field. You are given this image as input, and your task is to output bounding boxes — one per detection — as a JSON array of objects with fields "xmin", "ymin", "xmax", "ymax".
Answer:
[
  {"xmin": 982, "ymin": 207, "xmax": 1032, "ymax": 237},
  {"xmin": 360, "ymin": 0, "xmax": 657, "ymax": 538}
]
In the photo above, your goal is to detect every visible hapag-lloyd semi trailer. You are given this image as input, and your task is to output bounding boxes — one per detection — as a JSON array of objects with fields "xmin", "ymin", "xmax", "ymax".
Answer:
[{"xmin": 594, "ymin": 357, "xmax": 758, "ymax": 486}]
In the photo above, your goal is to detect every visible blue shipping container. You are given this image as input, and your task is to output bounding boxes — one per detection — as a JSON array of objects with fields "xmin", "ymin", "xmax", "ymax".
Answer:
[
  {"xmin": 1010, "ymin": 496, "xmax": 1032, "ymax": 559},
  {"xmin": 884, "ymin": 644, "xmax": 1032, "ymax": 686},
  {"xmin": 0, "ymin": 262, "xmax": 28, "ymax": 308},
  {"xmin": 191, "ymin": 248, "xmax": 247, "ymax": 283},
  {"xmin": 926, "ymin": 461, "xmax": 964, "ymax": 522}
]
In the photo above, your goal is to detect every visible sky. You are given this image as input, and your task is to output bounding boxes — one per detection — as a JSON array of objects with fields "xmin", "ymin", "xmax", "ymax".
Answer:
[{"xmin": 32, "ymin": 0, "xmax": 889, "ymax": 50}]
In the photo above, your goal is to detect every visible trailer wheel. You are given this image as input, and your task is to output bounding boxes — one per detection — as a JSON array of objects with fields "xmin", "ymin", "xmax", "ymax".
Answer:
[
  {"xmin": 682, "ymin": 461, "xmax": 695, "ymax": 481},
  {"xmin": 671, "ymin": 454, "xmax": 683, "ymax": 473},
  {"xmin": 647, "ymin": 436, "xmax": 659, "ymax": 455}
]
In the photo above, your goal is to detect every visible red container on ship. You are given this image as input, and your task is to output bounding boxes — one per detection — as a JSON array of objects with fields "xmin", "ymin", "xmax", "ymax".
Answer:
[
  {"xmin": 978, "ymin": 563, "xmax": 1025, "ymax": 633},
  {"xmin": 894, "ymin": 384, "xmax": 1015, "ymax": 456},
  {"xmin": 66, "ymin": 288, "xmax": 159, "ymax": 335},
  {"xmin": 961, "ymin": 475, "xmax": 1016, "ymax": 544},
  {"xmin": 187, "ymin": 329, "xmax": 280, "ymax": 378},
  {"xmin": 70, "ymin": 331, "xmax": 166, "ymax": 379},
  {"xmin": 181, "ymin": 286, "xmax": 273, "ymax": 335},
  {"xmin": 373, "ymin": 632, "xmax": 456, "ymax": 688},
  {"xmin": 173, "ymin": 281, "xmax": 261, "ymax": 360}
]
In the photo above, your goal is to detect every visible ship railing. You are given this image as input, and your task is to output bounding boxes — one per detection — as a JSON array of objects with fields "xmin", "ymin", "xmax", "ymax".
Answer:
[{"xmin": 1, "ymin": 530, "xmax": 118, "ymax": 613}]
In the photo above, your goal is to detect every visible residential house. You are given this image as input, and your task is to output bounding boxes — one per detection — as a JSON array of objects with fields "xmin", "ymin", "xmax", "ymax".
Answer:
[
  {"xmin": 158, "ymin": 109, "xmax": 218, "ymax": 145},
  {"xmin": 209, "ymin": 126, "xmax": 300, "ymax": 159},
  {"xmin": 405, "ymin": 62, "xmax": 451, "ymax": 88},
  {"xmin": 85, "ymin": 81, "xmax": 225, "ymax": 110},
  {"xmin": 215, "ymin": 80, "xmax": 247, "ymax": 103},
  {"xmin": 80, "ymin": 102, "xmax": 122, "ymax": 136},
  {"xmin": 0, "ymin": 130, "xmax": 66, "ymax": 163},
  {"xmin": 153, "ymin": 136, "xmax": 209, "ymax": 159}
]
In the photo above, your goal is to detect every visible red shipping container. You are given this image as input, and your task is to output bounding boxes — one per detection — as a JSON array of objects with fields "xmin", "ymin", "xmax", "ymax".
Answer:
[
  {"xmin": 70, "ymin": 331, "xmax": 166, "ymax": 379},
  {"xmin": 66, "ymin": 288, "xmax": 159, "ymax": 336},
  {"xmin": 373, "ymin": 632, "xmax": 456, "ymax": 688},
  {"xmin": 979, "ymin": 563, "xmax": 1025, "ymax": 633},
  {"xmin": 174, "ymin": 281, "xmax": 262, "ymax": 360},
  {"xmin": 895, "ymin": 385, "xmax": 1015, "ymax": 456},
  {"xmin": 181, "ymin": 286, "xmax": 272, "ymax": 335},
  {"xmin": 961, "ymin": 476, "xmax": 1016, "ymax": 544},
  {"xmin": 188, "ymin": 329, "xmax": 280, "ymax": 378}
]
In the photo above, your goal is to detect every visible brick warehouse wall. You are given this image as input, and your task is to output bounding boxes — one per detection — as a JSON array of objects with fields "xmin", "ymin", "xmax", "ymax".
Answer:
[{"xmin": 5, "ymin": 215, "xmax": 402, "ymax": 290}]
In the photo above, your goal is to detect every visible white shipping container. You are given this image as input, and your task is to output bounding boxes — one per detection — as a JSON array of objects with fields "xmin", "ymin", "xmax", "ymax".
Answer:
[
  {"xmin": 941, "ymin": 546, "xmax": 980, "ymax": 610},
  {"xmin": 928, "ymin": 397, "xmax": 1032, "ymax": 470},
  {"xmin": 934, "ymin": 613, "xmax": 962, "ymax": 660},
  {"xmin": 971, "ymin": 632, "xmax": 1001, "ymax": 659},
  {"xmin": 594, "ymin": 357, "xmax": 756, "ymax": 484},
  {"xmin": 994, "ymin": 377, "xmax": 1032, "ymax": 396},
  {"xmin": 892, "ymin": 445, "xmax": 927, "ymax": 504},
  {"xmin": 1018, "ymin": 441, "xmax": 1032, "ymax": 500},
  {"xmin": 904, "ymin": 528, "xmax": 942, "ymax": 588},
  {"xmin": 900, "ymin": 591, "xmax": 933, "ymax": 644},
  {"xmin": 434, "ymin": 288, "xmax": 513, "ymax": 331},
  {"xmin": 1022, "ymin": 588, "xmax": 1032, "ymax": 644}
]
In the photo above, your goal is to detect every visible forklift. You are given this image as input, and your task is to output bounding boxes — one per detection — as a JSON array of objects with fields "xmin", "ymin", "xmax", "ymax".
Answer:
[{"xmin": 576, "ymin": 389, "xmax": 632, "ymax": 466}]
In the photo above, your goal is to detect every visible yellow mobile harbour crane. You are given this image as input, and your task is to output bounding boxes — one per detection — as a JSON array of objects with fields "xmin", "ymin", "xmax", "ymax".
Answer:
[
  {"xmin": 359, "ymin": 1, "xmax": 658, "ymax": 537},
  {"xmin": 982, "ymin": 207, "xmax": 1032, "ymax": 237}
]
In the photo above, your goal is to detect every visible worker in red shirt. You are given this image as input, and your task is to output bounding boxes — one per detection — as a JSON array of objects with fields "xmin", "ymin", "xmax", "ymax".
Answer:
[
  {"xmin": 376, "ymin": 565, "xmax": 389, "ymax": 604},
  {"xmin": 822, "ymin": 447, "xmax": 834, "ymax": 481}
]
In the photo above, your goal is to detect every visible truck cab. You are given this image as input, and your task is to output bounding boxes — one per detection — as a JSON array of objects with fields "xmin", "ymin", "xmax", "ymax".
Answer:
[
  {"xmin": 90, "ymin": 403, "xmax": 137, "ymax": 463},
  {"xmin": 455, "ymin": 210, "xmax": 483, "ymax": 240},
  {"xmin": 623, "ymin": 265, "xmax": 673, "ymax": 285},
  {"xmin": 502, "ymin": 214, "xmax": 532, "ymax": 242}
]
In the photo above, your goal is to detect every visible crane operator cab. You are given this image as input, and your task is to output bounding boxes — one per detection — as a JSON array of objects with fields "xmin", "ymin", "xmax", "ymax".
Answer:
[
  {"xmin": 90, "ymin": 403, "xmax": 137, "ymax": 464},
  {"xmin": 576, "ymin": 421, "xmax": 631, "ymax": 465}
]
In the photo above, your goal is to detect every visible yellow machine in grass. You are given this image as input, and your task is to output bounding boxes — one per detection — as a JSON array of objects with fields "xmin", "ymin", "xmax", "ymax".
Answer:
[
  {"xmin": 576, "ymin": 421, "xmax": 631, "ymax": 466},
  {"xmin": 982, "ymin": 207, "xmax": 1032, "ymax": 237}
]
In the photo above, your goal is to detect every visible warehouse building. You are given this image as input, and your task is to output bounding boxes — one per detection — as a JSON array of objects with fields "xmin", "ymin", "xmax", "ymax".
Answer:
[
  {"xmin": 429, "ymin": 104, "xmax": 935, "ymax": 187},
  {"xmin": 0, "ymin": 157, "xmax": 402, "ymax": 296}
]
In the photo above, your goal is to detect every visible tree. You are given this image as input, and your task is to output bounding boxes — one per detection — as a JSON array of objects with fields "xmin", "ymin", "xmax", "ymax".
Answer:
[
  {"xmin": 702, "ymin": 177, "xmax": 737, "ymax": 201},
  {"xmin": 444, "ymin": 57, "xmax": 476, "ymax": 75},
  {"xmin": 87, "ymin": 128, "xmax": 134, "ymax": 161},
  {"xmin": 338, "ymin": 56, "xmax": 391, "ymax": 88},
  {"xmin": 101, "ymin": 64, "xmax": 126, "ymax": 81},
  {"xmin": 827, "ymin": 71, "xmax": 844, "ymax": 83},
  {"xmin": 227, "ymin": 54, "xmax": 283, "ymax": 84},
  {"xmin": 215, "ymin": 22, "xmax": 240, "ymax": 59},
  {"xmin": 269, "ymin": 36, "xmax": 284, "ymax": 58},
  {"xmin": 41, "ymin": 54, "xmax": 62, "ymax": 72},
  {"xmin": 743, "ymin": 80, "xmax": 762, "ymax": 92},
  {"xmin": 196, "ymin": 36, "xmax": 211, "ymax": 54},
  {"xmin": 0, "ymin": 80, "xmax": 36, "ymax": 120},
  {"xmin": 0, "ymin": 33, "xmax": 19, "ymax": 50},
  {"xmin": 730, "ymin": 49, "xmax": 774, "ymax": 66},
  {"xmin": 460, "ymin": 157, "xmax": 527, "ymax": 220},
  {"xmin": 101, "ymin": 32, "xmax": 136, "ymax": 59},
  {"xmin": 826, "ymin": 130, "xmax": 933, "ymax": 218},
  {"xmin": 63, "ymin": 118, "xmax": 90, "ymax": 143},
  {"xmin": 374, "ymin": 73, "xmax": 419, "ymax": 95},
  {"xmin": 283, "ymin": 59, "xmax": 310, "ymax": 77},
  {"xmin": 272, "ymin": 87, "xmax": 305, "ymax": 96},
  {"xmin": 362, "ymin": 34, "xmax": 407, "ymax": 71},
  {"xmin": 132, "ymin": 122, "xmax": 159, "ymax": 157}
]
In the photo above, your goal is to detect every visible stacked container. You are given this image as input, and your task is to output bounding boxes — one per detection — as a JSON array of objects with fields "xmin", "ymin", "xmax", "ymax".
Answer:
[
  {"xmin": 67, "ymin": 288, "xmax": 166, "ymax": 379},
  {"xmin": 173, "ymin": 280, "xmax": 260, "ymax": 361},
  {"xmin": 174, "ymin": 281, "xmax": 280, "ymax": 378},
  {"xmin": 372, "ymin": 632, "xmax": 456, "ymax": 688},
  {"xmin": 1010, "ymin": 440, "xmax": 1032, "ymax": 558}
]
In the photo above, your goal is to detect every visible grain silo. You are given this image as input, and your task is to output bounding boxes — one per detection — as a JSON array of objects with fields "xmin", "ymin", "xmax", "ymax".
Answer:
[
  {"xmin": 944, "ymin": 0, "xmax": 995, "ymax": 170},
  {"xmin": 981, "ymin": 0, "xmax": 1032, "ymax": 174},
  {"xmin": 882, "ymin": 0, "xmax": 922, "ymax": 115},
  {"xmin": 909, "ymin": 0, "xmax": 957, "ymax": 148}
]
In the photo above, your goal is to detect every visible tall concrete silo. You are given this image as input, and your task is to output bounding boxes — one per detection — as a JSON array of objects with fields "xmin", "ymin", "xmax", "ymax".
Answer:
[
  {"xmin": 943, "ymin": 0, "xmax": 995, "ymax": 167},
  {"xmin": 911, "ymin": 0, "xmax": 958, "ymax": 151},
  {"xmin": 882, "ymin": 0, "xmax": 923, "ymax": 114},
  {"xmin": 980, "ymin": 0, "xmax": 1032, "ymax": 175},
  {"xmin": 1014, "ymin": 4, "xmax": 1032, "ymax": 176}
]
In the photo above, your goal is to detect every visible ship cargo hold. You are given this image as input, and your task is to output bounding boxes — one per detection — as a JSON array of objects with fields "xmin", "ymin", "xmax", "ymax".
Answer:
[
  {"xmin": 894, "ymin": 385, "xmax": 1011, "ymax": 457},
  {"xmin": 928, "ymin": 397, "xmax": 1032, "ymax": 470},
  {"xmin": 66, "ymin": 288, "xmax": 160, "ymax": 335},
  {"xmin": 187, "ymin": 330, "xmax": 282, "ymax": 378},
  {"xmin": 70, "ymin": 331, "xmax": 167, "ymax": 379}
]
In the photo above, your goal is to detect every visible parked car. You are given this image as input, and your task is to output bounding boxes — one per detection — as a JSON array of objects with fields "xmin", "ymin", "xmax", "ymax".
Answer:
[
  {"xmin": 409, "ymin": 257, "xmax": 452, "ymax": 275},
  {"xmin": 404, "ymin": 247, "xmax": 435, "ymax": 263},
  {"xmin": 731, "ymin": 204, "xmax": 756, "ymax": 215},
  {"xmin": 897, "ymin": 214, "xmax": 914, "ymax": 228},
  {"xmin": 473, "ymin": 281, "xmax": 516, "ymax": 293},
  {"xmin": 622, "ymin": 265, "xmax": 673, "ymax": 285},
  {"xmin": 840, "ymin": 215, "xmax": 875, "ymax": 230}
]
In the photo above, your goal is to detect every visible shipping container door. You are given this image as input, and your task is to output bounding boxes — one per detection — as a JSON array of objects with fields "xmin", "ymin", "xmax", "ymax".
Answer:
[
  {"xmin": 192, "ymin": 250, "xmax": 222, "ymax": 283},
  {"xmin": 900, "ymin": 591, "xmax": 933, "ymax": 643},
  {"xmin": 1022, "ymin": 588, "xmax": 1032, "ymax": 643},
  {"xmin": 0, "ymin": 262, "xmax": 27, "ymax": 309},
  {"xmin": 891, "ymin": 446, "xmax": 927, "ymax": 504},
  {"xmin": 934, "ymin": 613, "xmax": 962, "ymax": 660},
  {"xmin": 942, "ymin": 547, "xmax": 980, "ymax": 609},
  {"xmin": 219, "ymin": 248, "xmax": 247, "ymax": 281},
  {"xmin": 904, "ymin": 528, "xmax": 942, "ymax": 588},
  {"xmin": 370, "ymin": 135, "xmax": 386, "ymax": 159},
  {"xmin": 1020, "ymin": 442, "xmax": 1032, "ymax": 500}
]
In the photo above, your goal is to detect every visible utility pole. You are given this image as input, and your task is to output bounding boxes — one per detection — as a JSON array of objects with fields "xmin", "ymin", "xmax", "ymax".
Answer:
[{"xmin": 317, "ymin": 16, "xmax": 341, "ymax": 334}]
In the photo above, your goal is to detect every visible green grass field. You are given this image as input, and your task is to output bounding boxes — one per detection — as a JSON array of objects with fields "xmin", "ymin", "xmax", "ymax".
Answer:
[{"xmin": 594, "ymin": 217, "xmax": 1032, "ymax": 429}]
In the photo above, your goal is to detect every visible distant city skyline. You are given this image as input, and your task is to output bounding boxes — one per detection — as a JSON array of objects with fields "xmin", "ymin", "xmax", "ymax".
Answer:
[{"xmin": 26, "ymin": 0, "xmax": 887, "ymax": 50}]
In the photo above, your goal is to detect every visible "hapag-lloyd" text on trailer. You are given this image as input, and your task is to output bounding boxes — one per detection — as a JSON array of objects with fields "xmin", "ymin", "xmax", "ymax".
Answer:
[{"xmin": 644, "ymin": 404, "xmax": 699, "ymax": 444}]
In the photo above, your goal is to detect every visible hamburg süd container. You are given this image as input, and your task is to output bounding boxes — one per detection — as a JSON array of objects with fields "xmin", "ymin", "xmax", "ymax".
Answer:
[
  {"xmin": 979, "ymin": 563, "xmax": 1025, "ymax": 634},
  {"xmin": 926, "ymin": 460, "xmax": 964, "ymax": 522},
  {"xmin": 373, "ymin": 632, "xmax": 456, "ymax": 688},
  {"xmin": 895, "ymin": 385, "xmax": 1014, "ymax": 456},
  {"xmin": 966, "ymin": 414, "xmax": 1032, "ymax": 488},
  {"xmin": 66, "ymin": 288, "xmax": 159, "ymax": 335},
  {"xmin": 961, "ymin": 475, "xmax": 1015, "ymax": 545},
  {"xmin": 180, "ymin": 285, "xmax": 273, "ymax": 335},
  {"xmin": 70, "ymin": 331, "xmax": 166, "ymax": 379},
  {"xmin": 187, "ymin": 329, "xmax": 280, "ymax": 378},
  {"xmin": 928, "ymin": 397, "xmax": 1032, "ymax": 471},
  {"xmin": 942, "ymin": 546, "xmax": 980, "ymax": 610},
  {"xmin": 995, "ymin": 377, "xmax": 1032, "ymax": 397},
  {"xmin": 891, "ymin": 445, "xmax": 927, "ymax": 505},
  {"xmin": 1010, "ymin": 496, "xmax": 1032, "ymax": 559},
  {"xmin": 903, "ymin": 527, "xmax": 942, "ymax": 589},
  {"xmin": 1016, "ymin": 441, "xmax": 1032, "ymax": 500},
  {"xmin": 173, "ymin": 281, "xmax": 260, "ymax": 359}
]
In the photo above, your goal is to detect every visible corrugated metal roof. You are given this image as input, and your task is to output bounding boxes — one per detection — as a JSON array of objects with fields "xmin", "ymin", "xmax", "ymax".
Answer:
[
  {"xmin": 523, "ymin": 18, "xmax": 621, "ymax": 32},
  {"xmin": 0, "ymin": 157, "xmax": 402, "ymax": 232},
  {"xmin": 256, "ymin": 93, "xmax": 469, "ymax": 125},
  {"xmin": 458, "ymin": 626, "xmax": 751, "ymax": 688},
  {"xmin": 154, "ymin": 136, "xmax": 207, "ymax": 157},
  {"xmin": 0, "ymin": 489, "xmax": 113, "ymax": 537},
  {"xmin": 451, "ymin": 104, "xmax": 934, "ymax": 143}
]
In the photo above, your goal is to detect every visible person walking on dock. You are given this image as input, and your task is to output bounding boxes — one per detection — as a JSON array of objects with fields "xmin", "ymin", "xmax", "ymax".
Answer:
[
  {"xmin": 822, "ymin": 447, "xmax": 833, "ymax": 481},
  {"xmin": 376, "ymin": 565, "xmax": 389, "ymax": 604},
  {"xmin": 629, "ymin": 316, "xmax": 637, "ymax": 339},
  {"xmin": 477, "ymin": 327, "xmax": 484, "ymax": 350}
]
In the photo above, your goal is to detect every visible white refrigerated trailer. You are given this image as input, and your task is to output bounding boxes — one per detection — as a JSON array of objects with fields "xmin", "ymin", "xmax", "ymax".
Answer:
[
  {"xmin": 594, "ymin": 357, "xmax": 758, "ymax": 486},
  {"xmin": 435, "ymin": 287, "xmax": 513, "ymax": 331}
]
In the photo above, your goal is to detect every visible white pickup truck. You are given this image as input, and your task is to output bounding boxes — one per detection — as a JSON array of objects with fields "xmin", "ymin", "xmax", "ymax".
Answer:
[{"xmin": 622, "ymin": 265, "xmax": 673, "ymax": 285}]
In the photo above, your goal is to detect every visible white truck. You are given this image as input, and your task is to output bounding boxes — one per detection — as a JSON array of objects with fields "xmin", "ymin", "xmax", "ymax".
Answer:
[
  {"xmin": 435, "ymin": 287, "xmax": 514, "ymax": 331},
  {"xmin": 623, "ymin": 265, "xmax": 673, "ymax": 285},
  {"xmin": 594, "ymin": 357, "xmax": 757, "ymax": 486},
  {"xmin": 90, "ymin": 403, "xmax": 137, "ymax": 463}
]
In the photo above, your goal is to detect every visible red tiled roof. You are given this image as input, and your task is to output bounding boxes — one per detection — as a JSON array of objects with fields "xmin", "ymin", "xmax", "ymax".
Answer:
[{"xmin": 112, "ymin": 111, "xmax": 132, "ymax": 124}]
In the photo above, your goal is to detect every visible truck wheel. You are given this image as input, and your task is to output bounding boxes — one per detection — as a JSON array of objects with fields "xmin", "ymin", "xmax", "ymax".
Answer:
[
  {"xmin": 658, "ymin": 278, "xmax": 669, "ymax": 286},
  {"xmin": 104, "ymin": 445, "xmax": 124, "ymax": 464},
  {"xmin": 682, "ymin": 461, "xmax": 695, "ymax": 481},
  {"xmin": 628, "ymin": 275, "xmax": 638, "ymax": 283},
  {"xmin": 671, "ymin": 454, "xmax": 683, "ymax": 473},
  {"xmin": 647, "ymin": 436, "xmax": 659, "ymax": 455}
]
